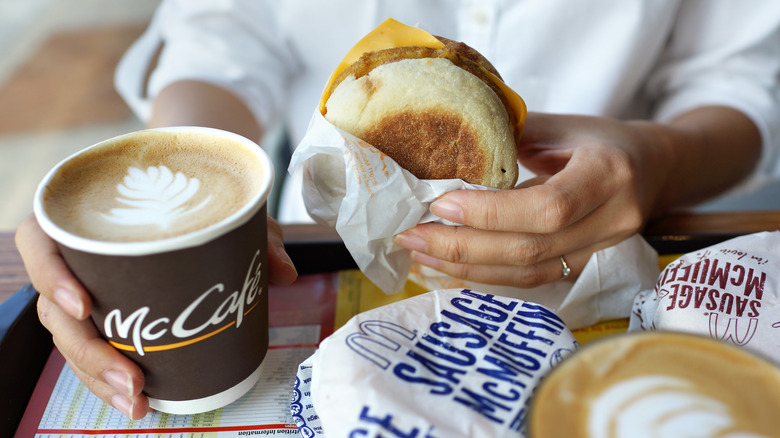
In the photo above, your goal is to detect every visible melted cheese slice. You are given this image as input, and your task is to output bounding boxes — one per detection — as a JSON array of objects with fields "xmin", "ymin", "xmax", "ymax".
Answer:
[{"xmin": 318, "ymin": 18, "xmax": 526, "ymax": 136}]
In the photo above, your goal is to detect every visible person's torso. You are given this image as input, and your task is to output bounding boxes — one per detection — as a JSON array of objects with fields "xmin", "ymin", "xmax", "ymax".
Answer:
[{"xmin": 276, "ymin": 0, "xmax": 681, "ymax": 145}]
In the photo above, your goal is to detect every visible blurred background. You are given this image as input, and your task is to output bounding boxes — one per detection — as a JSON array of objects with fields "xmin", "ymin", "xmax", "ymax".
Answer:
[
  {"xmin": 0, "ymin": 0, "xmax": 160, "ymax": 231},
  {"xmin": 1, "ymin": 0, "xmax": 777, "ymax": 234}
]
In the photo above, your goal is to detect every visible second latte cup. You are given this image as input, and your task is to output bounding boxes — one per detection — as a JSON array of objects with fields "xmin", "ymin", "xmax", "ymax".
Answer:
[
  {"xmin": 33, "ymin": 126, "xmax": 275, "ymax": 415},
  {"xmin": 527, "ymin": 331, "xmax": 780, "ymax": 437}
]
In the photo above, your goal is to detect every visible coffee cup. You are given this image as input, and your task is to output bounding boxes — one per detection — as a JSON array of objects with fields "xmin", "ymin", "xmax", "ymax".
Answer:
[
  {"xmin": 34, "ymin": 126, "xmax": 274, "ymax": 414},
  {"xmin": 527, "ymin": 331, "xmax": 780, "ymax": 437}
]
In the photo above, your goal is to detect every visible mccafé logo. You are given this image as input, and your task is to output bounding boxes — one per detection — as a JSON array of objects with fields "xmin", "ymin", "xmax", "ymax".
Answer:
[{"xmin": 104, "ymin": 250, "xmax": 264, "ymax": 356}]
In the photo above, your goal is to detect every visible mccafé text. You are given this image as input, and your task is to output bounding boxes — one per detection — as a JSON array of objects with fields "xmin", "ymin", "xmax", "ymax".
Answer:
[{"xmin": 104, "ymin": 250, "xmax": 264, "ymax": 355}]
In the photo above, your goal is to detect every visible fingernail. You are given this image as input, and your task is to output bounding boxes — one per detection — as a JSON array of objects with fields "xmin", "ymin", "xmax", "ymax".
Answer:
[
  {"xmin": 111, "ymin": 393, "xmax": 134, "ymax": 418},
  {"xmin": 431, "ymin": 200, "xmax": 463, "ymax": 223},
  {"xmin": 54, "ymin": 287, "xmax": 85, "ymax": 319},
  {"xmin": 104, "ymin": 370, "xmax": 133, "ymax": 395},
  {"xmin": 394, "ymin": 233, "xmax": 427, "ymax": 252}
]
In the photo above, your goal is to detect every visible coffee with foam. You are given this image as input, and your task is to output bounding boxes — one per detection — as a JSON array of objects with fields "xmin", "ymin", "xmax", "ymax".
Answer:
[
  {"xmin": 34, "ymin": 127, "xmax": 274, "ymax": 414},
  {"xmin": 527, "ymin": 332, "xmax": 780, "ymax": 437},
  {"xmin": 42, "ymin": 130, "xmax": 265, "ymax": 242}
]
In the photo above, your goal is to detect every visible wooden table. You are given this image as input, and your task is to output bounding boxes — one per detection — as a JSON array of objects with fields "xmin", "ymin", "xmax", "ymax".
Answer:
[
  {"xmin": 0, "ymin": 231, "xmax": 28, "ymax": 307},
  {"xmin": 644, "ymin": 210, "xmax": 780, "ymax": 235},
  {"xmin": 1, "ymin": 211, "xmax": 779, "ymax": 306}
]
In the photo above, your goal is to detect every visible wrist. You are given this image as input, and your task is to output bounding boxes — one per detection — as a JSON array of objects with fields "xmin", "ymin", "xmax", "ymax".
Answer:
[
  {"xmin": 629, "ymin": 107, "xmax": 761, "ymax": 218},
  {"xmin": 625, "ymin": 120, "xmax": 684, "ymax": 221}
]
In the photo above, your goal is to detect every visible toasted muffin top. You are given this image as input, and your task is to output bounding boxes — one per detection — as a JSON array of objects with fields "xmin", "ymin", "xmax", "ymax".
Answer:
[{"xmin": 324, "ymin": 44, "xmax": 519, "ymax": 189}]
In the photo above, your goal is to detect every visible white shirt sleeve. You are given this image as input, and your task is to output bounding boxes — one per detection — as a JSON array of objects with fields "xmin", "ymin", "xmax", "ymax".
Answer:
[
  {"xmin": 645, "ymin": 0, "xmax": 780, "ymax": 191},
  {"xmin": 114, "ymin": 0, "xmax": 299, "ymax": 131}
]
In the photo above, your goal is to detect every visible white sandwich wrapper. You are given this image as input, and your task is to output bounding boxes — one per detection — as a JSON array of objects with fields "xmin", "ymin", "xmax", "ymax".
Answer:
[
  {"xmin": 289, "ymin": 111, "xmax": 661, "ymax": 330},
  {"xmin": 290, "ymin": 288, "xmax": 579, "ymax": 437},
  {"xmin": 630, "ymin": 231, "xmax": 780, "ymax": 365}
]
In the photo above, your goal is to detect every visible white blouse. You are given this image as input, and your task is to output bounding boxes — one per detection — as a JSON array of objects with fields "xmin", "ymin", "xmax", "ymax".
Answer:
[{"xmin": 116, "ymin": 0, "xmax": 780, "ymax": 222}]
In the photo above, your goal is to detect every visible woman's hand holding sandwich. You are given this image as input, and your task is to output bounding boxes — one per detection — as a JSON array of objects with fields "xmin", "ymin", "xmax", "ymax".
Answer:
[{"xmin": 395, "ymin": 107, "xmax": 761, "ymax": 286}]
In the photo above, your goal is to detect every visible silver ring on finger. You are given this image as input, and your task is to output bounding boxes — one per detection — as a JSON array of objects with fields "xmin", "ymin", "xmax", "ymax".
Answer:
[{"xmin": 559, "ymin": 256, "xmax": 571, "ymax": 280}]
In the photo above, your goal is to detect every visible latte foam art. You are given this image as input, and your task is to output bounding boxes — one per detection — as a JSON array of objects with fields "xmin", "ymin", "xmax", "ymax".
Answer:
[
  {"xmin": 588, "ymin": 375, "xmax": 768, "ymax": 438},
  {"xmin": 101, "ymin": 165, "xmax": 210, "ymax": 230}
]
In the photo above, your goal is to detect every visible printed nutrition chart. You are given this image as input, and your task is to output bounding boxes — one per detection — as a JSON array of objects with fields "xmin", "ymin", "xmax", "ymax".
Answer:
[{"xmin": 26, "ymin": 326, "xmax": 319, "ymax": 438}]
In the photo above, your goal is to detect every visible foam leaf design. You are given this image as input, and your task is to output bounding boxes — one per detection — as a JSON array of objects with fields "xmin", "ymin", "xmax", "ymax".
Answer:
[
  {"xmin": 101, "ymin": 165, "xmax": 210, "ymax": 229},
  {"xmin": 588, "ymin": 375, "xmax": 764, "ymax": 438}
]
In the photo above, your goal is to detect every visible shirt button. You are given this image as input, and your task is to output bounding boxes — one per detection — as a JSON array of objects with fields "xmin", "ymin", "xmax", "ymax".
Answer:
[{"xmin": 470, "ymin": 9, "xmax": 488, "ymax": 25}]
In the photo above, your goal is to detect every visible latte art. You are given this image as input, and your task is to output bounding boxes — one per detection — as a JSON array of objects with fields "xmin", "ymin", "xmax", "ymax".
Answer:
[
  {"xmin": 527, "ymin": 332, "xmax": 780, "ymax": 438},
  {"xmin": 41, "ymin": 130, "xmax": 266, "ymax": 243},
  {"xmin": 101, "ymin": 165, "xmax": 211, "ymax": 229},
  {"xmin": 589, "ymin": 375, "xmax": 748, "ymax": 438}
]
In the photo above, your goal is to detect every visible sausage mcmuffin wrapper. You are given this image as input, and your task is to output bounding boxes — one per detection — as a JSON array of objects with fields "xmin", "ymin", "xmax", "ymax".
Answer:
[
  {"xmin": 289, "ymin": 19, "xmax": 661, "ymax": 330},
  {"xmin": 289, "ymin": 288, "xmax": 579, "ymax": 437},
  {"xmin": 629, "ymin": 231, "xmax": 780, "ymax": 364}
]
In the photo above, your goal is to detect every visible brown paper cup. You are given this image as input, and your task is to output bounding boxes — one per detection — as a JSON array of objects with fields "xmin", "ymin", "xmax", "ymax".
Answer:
[{"xmin": 33, "ymin": 126, "xmax": 274, "ymax": 414}]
